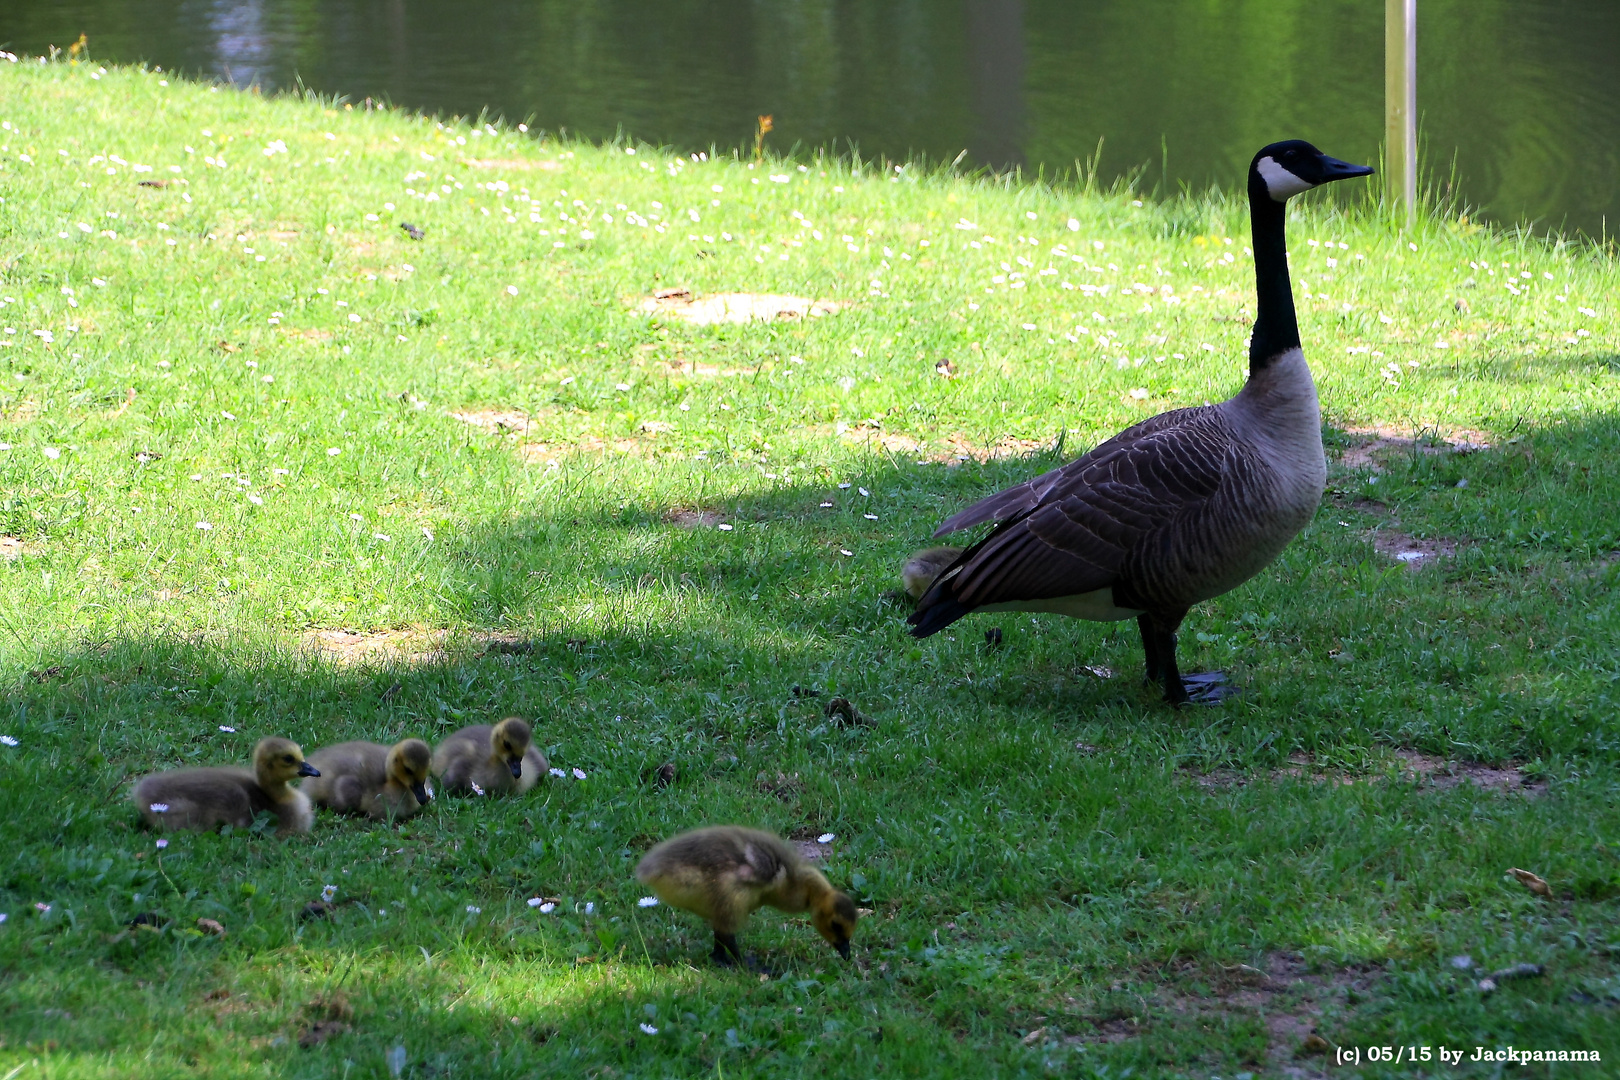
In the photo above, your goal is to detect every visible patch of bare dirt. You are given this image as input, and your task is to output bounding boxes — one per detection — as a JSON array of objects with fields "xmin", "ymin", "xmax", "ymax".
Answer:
[
  {"xmin": 1274, "ymin": 751, "xmax": 1544, "ymax": 796},
  {"xmin": 451, "ymin": 409, "xmax": 532, "ymax": 435},
  {"xmin": 787, "ymin": 829, "xmax": 836, "ymax": 862},
  {"xmin": 665, "ymin": 508, "xmax": 722, "ymax": 529},
  {"xmin": 1337, "ymin": 424, "xmax": 1493, "ymax": 470},
  {"xmin": 755, "ymin": 771, "xmax": 803, "ymax": 801},
  {"xmin": 1370, "ymin": 530, "xmax": 1458, "ymax": 569},
  {"xmin": 459, "ymin": 157, "xmax": 563, "ymax": 172},
  {"xmin": 838, "ymin": 424, "xmax": 926, "ymax": 455},
  {"xmin": 0, "ymin": 536, "xmax": 25, "ymax": 561},
  {"xmin": 661, "ymin": 360, "xmax": 754, "ymax": 377},
  {"xmin": 302, "ymin": 629, "xmax": 447, "ymax": 667},
  {"xmin": 1151, "ymin": 953, "xmax": 1375, "ymax": 1077},
  {"xmin": 637, "ymin": 288, "xmax": 847, "ymax": 325},
  {"xmin": 939, "ymin": 434, "xmax": 1052, "ymax": 465},
  {"xmin": 1188, "ymin": 751, "xmax": 1543, "ymax": 796},
  {"xmin": 280, "ymin": 327, "xmax": 334, "ymax": 343},
  {"xmin": 517, "ymin": 434, "xmax": 663, "ymax": 462},
  {"xmin": 1391, "ymin": 750, "xmax": 1546, "ymax": 795}
]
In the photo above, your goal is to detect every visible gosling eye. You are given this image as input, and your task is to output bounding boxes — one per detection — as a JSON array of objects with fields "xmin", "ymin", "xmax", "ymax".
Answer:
[{"xmin": 283, "ymin": 756, "xmax": 295, "ymax": 765}]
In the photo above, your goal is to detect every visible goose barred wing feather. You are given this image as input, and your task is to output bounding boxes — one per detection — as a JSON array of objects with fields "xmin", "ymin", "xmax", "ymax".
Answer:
[
  {"xmin": 918, "ymin": 407, "xmax": 1233, "ymax": 613},
  {"xmin": 932, "ymin": 406, "xmax": 1213, "ymax": 537}
]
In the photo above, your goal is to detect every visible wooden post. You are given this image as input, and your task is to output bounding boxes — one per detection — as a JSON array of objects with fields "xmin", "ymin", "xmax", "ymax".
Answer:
[{"xmin": 1385, "ymin": 0, "xmax": 1416, "ymax": 227}]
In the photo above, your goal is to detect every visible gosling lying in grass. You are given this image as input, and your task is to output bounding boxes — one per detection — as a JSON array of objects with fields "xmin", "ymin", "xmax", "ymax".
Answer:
[
  {"xmin": 901, "ymin": 546, "xmax": 965, "ymax": 601},
  {"xmin": 431, "ymin": 717, "xmax": 546, "ymax": 795},
  {"xmin": 132, "ymin": 737, "xmax": 319, "ymax": 836},
  {"xmin": 635, "ymin": 825, "xmax": 859, "ymax": 967},
  {"xmin": 305, "ymin": 738, "xmax": 433, "ymax": 821}
]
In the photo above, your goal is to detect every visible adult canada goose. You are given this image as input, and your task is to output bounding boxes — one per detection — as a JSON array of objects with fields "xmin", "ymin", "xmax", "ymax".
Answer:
[
  {"xmin": 305, "ymin": 738, "xmax": 433, "ymax": 821},
  {"xmin": 131, "ymin": 736, "xmax": 320, "ymax": 836},
  {"xmin": 909, "ymin": 141, "xmax": 1373, "ymax": 705},
  {"xmin": 635, "ymin": 825, "xmax": 859, "ymax": 967},
  {"xmin": 431, "ymin": 716, "xmax": 547, "ymax": 795}
]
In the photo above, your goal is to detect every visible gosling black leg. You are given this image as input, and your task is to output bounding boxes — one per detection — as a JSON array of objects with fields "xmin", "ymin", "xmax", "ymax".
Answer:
[{"xmin": 711, "ymin": 931, "xmax": 744, "ymax": 967}]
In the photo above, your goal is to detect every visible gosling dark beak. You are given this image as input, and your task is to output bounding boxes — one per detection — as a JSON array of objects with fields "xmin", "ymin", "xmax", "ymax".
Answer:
[
  {"xmin": 411, "ymin": 781, "xmax": 431, "ymax": 804},
  {"xmin": 507, "ymin": 758, "xmax": 523, "ymax": 779},
  {"xmin": 835, "ymin": 939, "xmax": 851, "ymax": 960},
  {"xmin": 1316, "ymin": 154, "xmax": 1375, "ymax": 183},
  {"xmin": 298, "ymin": 762, "xmax": 321, "ymax": 777}
]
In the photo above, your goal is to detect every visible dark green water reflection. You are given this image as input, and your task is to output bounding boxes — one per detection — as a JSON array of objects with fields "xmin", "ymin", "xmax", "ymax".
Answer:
[{"xmin": 3, "ymin": 0, "xmax": 1616, "ymax": 235}]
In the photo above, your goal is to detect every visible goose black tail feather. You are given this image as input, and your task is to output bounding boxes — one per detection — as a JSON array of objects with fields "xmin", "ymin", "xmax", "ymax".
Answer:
[{"xmin": 907, "ymin": 592, "xmax": 972, "ymax": 638}]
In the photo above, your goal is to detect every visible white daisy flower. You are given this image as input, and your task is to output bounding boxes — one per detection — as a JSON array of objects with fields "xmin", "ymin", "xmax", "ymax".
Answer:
[{"xmin": 637, "ymin": 896, "xmax": 659, "ymax": 907}]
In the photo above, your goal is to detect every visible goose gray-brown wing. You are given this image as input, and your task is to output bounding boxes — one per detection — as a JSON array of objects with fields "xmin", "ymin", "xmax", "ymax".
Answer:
[
  {"xmin": 933, "ymin": 406, "xmax": 1213, "ymax": 537},
  {"xmin": 920, "ymin": 409, "xmax": 1234, "ymax": 612}
]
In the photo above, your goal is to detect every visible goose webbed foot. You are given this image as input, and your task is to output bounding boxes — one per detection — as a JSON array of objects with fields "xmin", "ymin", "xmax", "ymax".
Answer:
[
  {"xmin": 1138, "ymin": 611, "xmax": 1239, "ymax": 707},
  {"xmin": 1170, "ymin": 671, "xmax": 1241, "ymax": 706}
]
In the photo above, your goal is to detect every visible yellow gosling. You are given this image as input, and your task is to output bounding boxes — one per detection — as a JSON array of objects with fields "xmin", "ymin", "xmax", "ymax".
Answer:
[
  {"xmin": 131, "ymin": 737, "xmax": 319, "ymax": 836},
  {"xmin": 635, "ymin": 825, "xmax": 859, "ymax": 967},
  {"xmin": 901, "ymin": 546, "xmax": 965, "ymax": 601},
  {"xmin": 431, "ymin": 717, "xmax": 546, "ymax": 795},
  {"xmin": 305, "ymin": 738, "xmax": 433, "ymax": 821}
]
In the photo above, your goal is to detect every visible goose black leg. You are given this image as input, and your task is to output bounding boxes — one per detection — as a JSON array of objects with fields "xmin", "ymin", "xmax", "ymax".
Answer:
[{"xmin": 1138, "ymin": 610, "xmax": 1238, "ymax": 706}]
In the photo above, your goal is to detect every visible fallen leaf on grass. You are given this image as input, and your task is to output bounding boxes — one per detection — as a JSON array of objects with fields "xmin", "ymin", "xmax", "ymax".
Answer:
[
  {"xmin": 1508, "ymin": 867, "xmax": 1553, "ymax": 898},
  {"xmin": 300, "ymin": 900, "xmax": 336, "ymax": 921},
  {"xmin": 1299, "ymin": 1032, "xmax": 1331, "ymax": 1056},
  {"xmin": 1478, "ymin": 962, "xmax": 1544, "ymax": 995},
  {"xmin": 1020, "ymin": 1027, "xmax": 1047, "ymax": 1046},
  {"xmin": 825, "ymin": 697, "xmax": 873, "ymax": 727},
  {"xmin": 298, "ymin": 1020, "xmax": 350, "ymax": 1048},
  {"xmin": 196, "ymin": 918, "xmax": 226, "ymax": 936}
]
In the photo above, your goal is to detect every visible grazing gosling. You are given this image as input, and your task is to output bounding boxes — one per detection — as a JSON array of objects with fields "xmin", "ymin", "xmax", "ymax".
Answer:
[
  {"xmin": 901, "ymin": 546, "xmax": 965, "ymax": 601},
  {"xmin": 132, "ymin": 737, "xmax": 320, "ymax": 836},
  {"xmin": 635, "ymin": 826, "xmax": 859, "ymax": 967},
  {"xmin": 305, "ymin": 738, "xmax": 433, "ymax": 821},
  {"xmin": 431, "ymin": 717, "xmax": 547, "ymax": 795}
]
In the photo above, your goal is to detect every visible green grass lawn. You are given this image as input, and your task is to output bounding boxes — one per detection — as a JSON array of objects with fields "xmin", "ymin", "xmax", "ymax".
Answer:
[{"xmin": 2, "ymin": 56, "xmax": 1619, "ymax": 1079}]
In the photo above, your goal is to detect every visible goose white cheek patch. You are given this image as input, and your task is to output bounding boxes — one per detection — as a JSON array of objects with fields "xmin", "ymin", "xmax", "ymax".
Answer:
[{"xmin": 1257, "ymin": 156, "xmax": 1316, "ymax": 202}]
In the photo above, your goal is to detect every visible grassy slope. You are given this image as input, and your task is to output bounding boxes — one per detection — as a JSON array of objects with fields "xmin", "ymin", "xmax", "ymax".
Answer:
[{"xmin": 1, "ymin": 59, "xmax": 1618, "ymax": 1079}]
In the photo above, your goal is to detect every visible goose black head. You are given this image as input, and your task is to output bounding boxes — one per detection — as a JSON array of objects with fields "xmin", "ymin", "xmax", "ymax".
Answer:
[{"xmin": 1251, "ymin": 140, "xmax": 1374, "ymax": 202}]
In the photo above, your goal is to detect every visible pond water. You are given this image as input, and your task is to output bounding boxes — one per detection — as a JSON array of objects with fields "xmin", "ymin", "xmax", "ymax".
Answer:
[{"xmin": 6, "ymin": 0, "xmax": 1617, "ymax": 237}]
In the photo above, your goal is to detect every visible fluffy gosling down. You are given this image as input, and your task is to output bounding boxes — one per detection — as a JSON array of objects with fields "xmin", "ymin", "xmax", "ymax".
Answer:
[
  {"xmin": 636, "ymin": 826, "xmax": 860, "ymax": 967},
  {"xmin": 132, "ymin": 736, "xmax": 320, "ymax": 836},
  {"xmin": 305, "ymin": 738, "xmax": 433, "ymax": 821},
  {"xmin": 431, "ymin": 717, "xmax": 547, "ymax": 796},
  {"xmin": 901, "ymin": 546, "xmax": 965, "ymax": 601}
]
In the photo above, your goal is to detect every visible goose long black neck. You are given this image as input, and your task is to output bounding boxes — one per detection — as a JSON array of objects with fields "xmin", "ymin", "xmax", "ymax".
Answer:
[{"xmin": 1246, "ymin": 181, "xmax": 1300, "ymax": 375}]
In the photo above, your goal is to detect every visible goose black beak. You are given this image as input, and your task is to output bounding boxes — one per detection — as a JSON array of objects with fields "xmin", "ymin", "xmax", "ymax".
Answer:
[
  {"xmin": 1316, "ymin": 154, "xmax": 1375, "ymax": 183},
  {"xmin": 835, "ymin": 939, "xmax": 851, "ymax": 960},
  {"xmin": 507, "ymin": 758, "xmax": 523, "ymax": 779},
  {"xmin": 298, "ymin": 762, "xmax": 321, "ymax": 777},
  {"xmin": 411, "ymin": 781, "xmax": 431, "ymax": 804}
]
